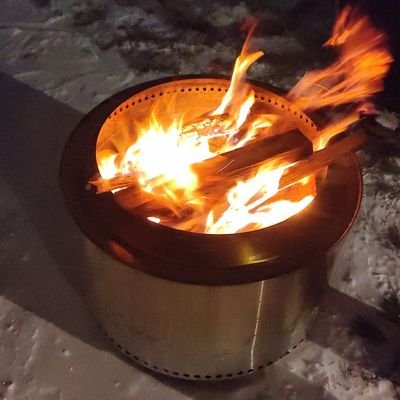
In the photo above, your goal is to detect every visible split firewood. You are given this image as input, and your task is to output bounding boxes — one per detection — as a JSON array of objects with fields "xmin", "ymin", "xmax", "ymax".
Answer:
[
  {"xmin": 90, "ymin": 110, "xmax": 279, "ymax": 193},
  {"xmin": 278, "ymin": 129, "xmax": 366, "ymax": 190},
  {"xmin": 204, "ymin": 129, "xmax": 367, "ymax": 193},
  {"xmin": 185, "ymin": 130, "xmax": 366, "ymax": 232},
  {"xmin": 114, "ymin": 129, "xmax": 366, "ymax": 218},
  {"xmin": 90, "ymin": 129, "xmax": 309, "ymax": 194},
  {"xmin": 112, "ymin": 129, "xmax": 310, "ymax": 216}
]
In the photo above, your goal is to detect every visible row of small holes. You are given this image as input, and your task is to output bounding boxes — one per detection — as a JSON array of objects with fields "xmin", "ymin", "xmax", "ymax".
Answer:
[
  {"xmin": 105, "ymin": 331, "xmax": 304, "ymax": 380},
  {"xmin": 107, "ymin": 87, "xmax": 316, "ymax": 130},
  {"xmin": 108, "ymin": 88, "xmax": 227, "ymax": 119}
]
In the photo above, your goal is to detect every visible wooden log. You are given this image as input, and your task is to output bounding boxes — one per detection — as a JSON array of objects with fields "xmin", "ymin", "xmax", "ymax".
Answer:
[
  {"xmin": 113, "ymin": 130, "xmax": 311, "ymax": 214},
  {"xmin": 115, "ymin": 129, "xmax": 366, "ymax": 217},
  {"xmin": 90, "ymin": 129, "xmax": 310, "ymax": 193},
  {"xmin": 278, "ymin": 129, "xmax": 366, "ymax": 191},
  {"xmin": 153, "ymin": 130, "xmax": 366, "ymax": 232}
]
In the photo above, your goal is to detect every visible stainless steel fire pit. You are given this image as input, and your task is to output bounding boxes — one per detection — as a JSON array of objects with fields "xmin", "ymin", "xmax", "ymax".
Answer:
[{"xmin": 60, "ymin": 76, "xmax": 362, "ymax": 380}]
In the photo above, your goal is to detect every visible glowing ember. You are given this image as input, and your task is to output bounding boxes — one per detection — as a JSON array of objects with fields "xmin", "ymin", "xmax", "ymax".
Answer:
[{"xmin": 96, "ymin": 6, "xmax": 392, "ymax": 234}]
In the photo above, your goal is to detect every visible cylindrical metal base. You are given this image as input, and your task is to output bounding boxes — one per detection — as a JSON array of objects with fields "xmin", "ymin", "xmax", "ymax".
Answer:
[{"xmin": 82, "ymin": 240, "xmax": 326, "ymax": 380}]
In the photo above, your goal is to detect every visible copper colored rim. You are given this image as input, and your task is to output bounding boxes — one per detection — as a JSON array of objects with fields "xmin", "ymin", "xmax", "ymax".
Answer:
[{"xmin": 59, "ymin": 75, "xmax": 362, "ymax": 285}]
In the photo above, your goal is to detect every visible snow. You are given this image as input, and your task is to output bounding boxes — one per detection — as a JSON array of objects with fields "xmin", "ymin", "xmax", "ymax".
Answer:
[{"xmin": 0, "ymin": 0, "xmax": 399, "ymax": 398}]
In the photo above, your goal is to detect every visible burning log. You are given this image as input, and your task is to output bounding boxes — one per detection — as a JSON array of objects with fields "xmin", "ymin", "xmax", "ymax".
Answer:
[
  {"xmin": 90, "ymin": 129, "xmax": 310, "ymax": 194},
  {"xmin": 110, "ymin": 129, "xmax": 311, "ymax": 216},
  {"xmin": 223, "ymin": 129, "xmax": 367, "ymax": 191},
  {"xmin": 114, "ymin": 129, "xmax": 366, "ymax": 218},
  {"xmin": 91, "ymin": 128, "xmax": 365, "ymax": 216},
  {"xmin": 278, "ymin": 129, "xmax": 366, "ymax": 190}
]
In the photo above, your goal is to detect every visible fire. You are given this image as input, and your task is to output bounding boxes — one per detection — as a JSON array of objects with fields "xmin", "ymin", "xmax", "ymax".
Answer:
[
  {"xmin": 205, "ymin": 164, "xmax": 315, "ymax": 234},
  {"xmin": 288, "ymin": 5, "xmax": 392, "ymax": 150},
  {"xmin": 96, "ymin": 6, "xmax": 391, "ymax": 234}
]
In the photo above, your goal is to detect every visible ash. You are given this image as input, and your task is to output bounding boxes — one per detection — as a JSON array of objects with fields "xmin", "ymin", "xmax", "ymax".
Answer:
[{"xmin": 0, "ymin": 0, "xmax": 399, "ymax": 399}]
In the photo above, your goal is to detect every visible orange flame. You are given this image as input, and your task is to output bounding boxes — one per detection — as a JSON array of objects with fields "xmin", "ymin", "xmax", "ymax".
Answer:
[
  {"xmin": 289, "ymin": 5, "xmax": 392, "ymax": 111},
  {"xmin": 288, "ymin": 6, "xmax": 392, "ymax": 150},
  {"xmin": 96, "ymin": 7, "xmax": 391, "ymax": 234},
  {"xmin": 205, "ymin": 162, "xmax": 315, "ymax": 234}
]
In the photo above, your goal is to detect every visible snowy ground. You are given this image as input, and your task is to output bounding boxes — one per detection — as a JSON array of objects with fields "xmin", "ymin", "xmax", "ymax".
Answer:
[{"xmin": 0, "ymin": 1, "xmax": 399, "ymax": 399}]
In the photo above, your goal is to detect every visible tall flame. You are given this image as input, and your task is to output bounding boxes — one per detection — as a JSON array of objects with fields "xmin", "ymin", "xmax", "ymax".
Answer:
[
  {"xmin": 97, "ymin": 6, "xmax": 392, "ymax": 234},
  {"xmin": 289, "ymin": 5, "xmax": 392, "ymax": 110},
  {"xmin": 288, "ymin": 5, "xmax": 392, "ymax": 150}
]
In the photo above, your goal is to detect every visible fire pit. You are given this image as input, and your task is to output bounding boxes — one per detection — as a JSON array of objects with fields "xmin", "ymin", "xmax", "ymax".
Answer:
[
  {"xmin": 60, "ymin": 75, "xmax": 361, "ymax": 379},
  {"xmin": 59, "ymin": 6, "xmax": 391, "ymax": 380}
]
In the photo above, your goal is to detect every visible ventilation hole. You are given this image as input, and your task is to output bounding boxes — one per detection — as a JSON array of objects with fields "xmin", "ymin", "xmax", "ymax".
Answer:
[
  {"xmin": 119, "ymin": 108, "xmax": 123, "ymax": 112},
  {"xmin": 180, "ymin": 88, "xmax": 185, "ymax": 92},
  {"xmin": 159, "ymin": 92, "xmax": 164, "ymax": 96},
  {"xmin": 299, "ymin": 115, "xmax": 303, "ymax": 119},
  {"xmin": 210, "ymin": 87, "xmax": 214, "ymax": 91},
  {"xmin": 144, "ymin": 96, "xmax": 149, "ymax": 101},
  {"xmin": 311, "ymin": 123, "xmax": 315, "ymax": 128},
  {"xmin": 188, "ymin": 88, "xmax": 192, "ymax": 91},
  {"xmin": 108, "ymin": 115, "xmax": 112, "ymax": 119},
  {"xmin": 224, "ymin": 88, "xmax": 228, "ymax": 92},
  {"xmin": 151, "ymin": 94, "xmax": 155, "ymax": 98},
  {"xmin": 125, "ymin": 104, "xmax": 129, "ymax": 109},
  {"xmin": 203, "ymin": 87, "xmax": 207, "ymax": 91},
  {"xmin": 274, "ymin": 101, "xmax": 278, "ymax": 106},
  {"xmin": 254, "ymin": 94, "xmax": 258, "ymax": 98},
  {"xmin": 294, "ymin": 111, "xmax": 297, "ymax": 115},
  {"xmin": 138, "ymin": 99, "xmax": 142, "ymax": 103},
  {"xmin": 131, "ymin": 101, "xmax": 135, "ymax": 106},
  {"xmin": 195, "ymin": 88, "xmax": 199, "ymax": 91},
  {"xmin": 281, "ymin": 104, "xmax": 285, "ymax": 109},
  {"xmin": 305, "ymin": 118, "xmax": 309, "ymax": 123},
  {"xmin": 267, "ymin": 98, "xmax": 271, "ymax": 103},
  {"xmin": 113, "ymin": 112, "xmax": 117, "ymax": 116},
  {"xmin": 218, "ymin": 88, "xmax": 222, "ymax": 92},
  {"xmin": 105, "ymin": 333, "xmax": 305, "ymax": 379}
]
